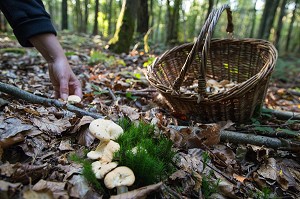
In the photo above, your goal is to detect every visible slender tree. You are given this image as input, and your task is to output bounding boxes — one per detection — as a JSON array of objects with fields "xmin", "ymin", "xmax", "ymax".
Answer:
[
  {"xmin": 137, "ymin": 0, "xmax": 149, "ymax": 35},
  {"xmin": 249, "ymin": 0, "xmax": 258, "ymax": 38},
  {"xmin": 83, "ymin": 0, "xmax": 89, "ymax": 33},
  {"xmin": 257, "ymin": 0, "xmax": 280, "ymax": 40},
  {"xmin": 61, "ymin": 0, "xmax": 68, "ymax": 30},
  {"xmin": 285, "ymin": 0, "xmax": 299, "ymax": 51},
  {"xmin": 205, "ymin": 0, "xmax": 214, "ymax": 20},
  {"xmin": 166, "ymin": 0, "xmax": 182, "ymax": 44},
  {"xmin": 107, "ymin": 0, "xmax": 113, "ymax": 36},
  {"xmin": 93, "ymin": 0, "xmax": 99, "ymax": 35},
  {"xmin": 75, "ymin": 0, "xmax": 83, "ymax": 32},
  {"xmin": 108, "ymin": 0, "xmax": 138, "ymax": 53},
  {"xmin": 274, "ymin": 0, "xmax": 288, "ymax": 49}
]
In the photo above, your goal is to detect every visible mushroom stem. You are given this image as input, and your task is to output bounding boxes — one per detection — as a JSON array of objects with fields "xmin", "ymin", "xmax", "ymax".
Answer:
[{"xmin": 117, "ymin": 185, "xmax": 128, "ymax": 194}]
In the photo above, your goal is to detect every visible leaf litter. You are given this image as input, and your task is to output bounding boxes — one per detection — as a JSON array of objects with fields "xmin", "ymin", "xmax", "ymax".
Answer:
[{"xmin": 0, "ymin": 32, "xmax": 299, "ymax": 198}]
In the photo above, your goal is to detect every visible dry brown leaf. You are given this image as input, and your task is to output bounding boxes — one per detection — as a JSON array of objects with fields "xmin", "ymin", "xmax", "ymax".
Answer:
[
  {"xmin": 70, "ymin": 116, "xmax": 94, "ymax": 134},
  {"xmin": 32, "ymin": 179, "xmax": 68, "ymax": 199},
  {"xmin": 257, "ymin": 158, "xmax": 277, "ymax": 181},
  {"xmin": 23, "ymin": 190, "xmax": 54, "ymax": 199},
  {"xmin": 31, "ymin": 117, "xmax": 71, "ymax": 135},
  {"xmin": 0, "ymin": 118, "xmax": 33, "ymax": 140},
  {"xmin": 58, "ymin": 140, "xmax": 74, "ymax": 151},
  {"xmin": 110, "ymin": 182, "xmax": 163, "ymax": 199},
  {"xmin": 0, "ymin": 180, "xmax": 22, "ymax": 191},
  {"xmin": 233, "ymin": 173, "xmax": 246, "ymax": 183},
  {"xmin": 119, "ymin": 105, "xmax": 140, "ymax": 120},
  {"xmin": 68, "ymin": 175, "xmax": 90, "ymax": 198}
]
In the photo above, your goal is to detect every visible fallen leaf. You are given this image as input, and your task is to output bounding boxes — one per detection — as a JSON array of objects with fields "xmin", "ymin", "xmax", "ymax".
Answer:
[
  {"xmin": 59, "ymin": 140, "xmax": 74, "ymax": 151},
  {"xmin": 110, "ymin": 182, "xmax": 163, "ymax": 199},
  {"xmin": 23, "ymin": 190, "xmax": 54, "ymax": 199},
  {"xmin": 257, "ymin": 158, "xmax": 277, "ymax": 182},
  {"xmin": 32, "ymin": 179, "xmax": 68, "ymax": 199},
  {"xmin": 0, "ymin": 118, "xmax": 33, "ymax": 140},
  {"xmin": 68, "ymin": 175, "xmax": 90, "ymax": 198},
  {"xmin": 31, "ymin": 117, "xmax": 71, "ymax": 135}
]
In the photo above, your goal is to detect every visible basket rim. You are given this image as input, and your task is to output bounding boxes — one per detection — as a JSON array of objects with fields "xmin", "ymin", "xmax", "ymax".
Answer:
[{"xmin": 146, "ymin": 38, "xmax": 278, "ymax": 102}]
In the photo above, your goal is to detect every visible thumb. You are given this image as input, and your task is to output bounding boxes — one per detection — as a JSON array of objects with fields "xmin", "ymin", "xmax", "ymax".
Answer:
[{"xmin": 59, "ymin": 78, "xmax": 69, "ymax": 100}]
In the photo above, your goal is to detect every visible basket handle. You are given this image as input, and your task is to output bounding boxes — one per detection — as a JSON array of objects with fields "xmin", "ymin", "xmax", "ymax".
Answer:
[{"xmin": 172, "ymin": 4, "xmax": 234, "ymax": 97}]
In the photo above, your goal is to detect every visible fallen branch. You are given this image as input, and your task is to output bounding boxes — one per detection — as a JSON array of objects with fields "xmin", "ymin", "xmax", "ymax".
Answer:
[
  {"xmin": 0, "ymin": 82, "xmax": 103, "ymax": 119},
  {"xmin": 167, "ymin": 125, "xmax": 300, "ymax": 151},
  {"xmin": 262, "ymin": 108, "xmax": 300, "ymax": 120}
]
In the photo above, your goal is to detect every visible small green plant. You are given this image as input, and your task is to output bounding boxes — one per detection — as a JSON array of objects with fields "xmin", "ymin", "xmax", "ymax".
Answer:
[
  {"xmin": 115, "ymin": 118, "xmax": 176, "ymax": 187},
  {"xmin": 201, "ymin": 172, "xmax": 220, "ymax": 198},
  {"xmin": 202, "ymin": 151, "xmax": 210, "ymax": 171},
  {"xmin": 69, "ymin": 153, "xmax": 104, "ymax": 192},
  {"xmin": 255, "ymin": 187, "xmax": 276, "ymax": 199}
]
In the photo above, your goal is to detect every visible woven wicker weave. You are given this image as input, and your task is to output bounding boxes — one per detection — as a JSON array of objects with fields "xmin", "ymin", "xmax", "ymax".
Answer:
[{"xmin": 146, "ymin": 5, "xmax": 278, "ymax": 122}]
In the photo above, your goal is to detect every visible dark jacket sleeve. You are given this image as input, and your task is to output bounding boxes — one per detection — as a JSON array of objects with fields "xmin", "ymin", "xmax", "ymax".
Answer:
[{"xmin": 0, "ymin": 0, "xmax": 57, "ymax": 47}]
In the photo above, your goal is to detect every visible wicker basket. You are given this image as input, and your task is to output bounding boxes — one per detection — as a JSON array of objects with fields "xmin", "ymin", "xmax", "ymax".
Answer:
[{"xmin": 146, "ymin": 5, "xmax": 278, "ymax": 123}]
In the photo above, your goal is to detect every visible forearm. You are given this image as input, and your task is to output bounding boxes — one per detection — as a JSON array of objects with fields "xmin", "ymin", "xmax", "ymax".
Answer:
[{"xmin": 29, "ymin": 33, "xmax": 66, "ymax": 63}]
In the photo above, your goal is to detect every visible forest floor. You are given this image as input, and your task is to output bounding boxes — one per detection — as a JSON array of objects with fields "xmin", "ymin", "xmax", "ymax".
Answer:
[{"xmin": 0, "ymin": 32, "xmax": 300, "ymax": 199}]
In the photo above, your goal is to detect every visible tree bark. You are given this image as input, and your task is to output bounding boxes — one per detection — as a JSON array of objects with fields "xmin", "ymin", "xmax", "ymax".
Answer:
[
  {"xmin": 249, "ymin": 0, "xmax": 258, "ymax": 38},
  {"xmin": 205, "ymin": 0, "xmax": 214, "ymax": 20},
  {"xmin": 166, "ymin": 0, "xmax": 181, "ymax": 44},
  {"xmin": 75, "ymin": 0, "xmax": 84, "ymax": 32},
  {"xmin": 0, "ymin": 82, "xmax": 103, "ymax": 119},
  {"xmin": 107, "ymin": 0, "xmax": 113, "ymax": 36},
  {"xmin": 137, "ymin": 0, "xmax": 149, "ymax": 35},
  {"xmin": 93, "ymin": 0, "xmax": 99, "ymax": 35},
  {"xmin": 108, "ymin": 0, "xmax": 138, "ymax": 53},
  {"xmin": 61, "ymin": 0, "xmax": 68, "ymax": 30},
  {"xmin": 257, "ymin": 0, "xmax": 280, "ymax": 40},
  {"xmin": 285, "ymin": 0, "xmax": 299, "ymax": 52},
  {"xmin": 83, "ymin": 0, "xmax": 89, "ymax": 33}
]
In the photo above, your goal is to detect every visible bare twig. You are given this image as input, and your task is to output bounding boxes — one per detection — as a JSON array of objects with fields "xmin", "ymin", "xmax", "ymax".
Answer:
[
  {"xmin": 262, "ymin": 108, "xmax": 300, "ymax": 120},
  {"xmin": 0, "ymin": 82, "xmax": 103, "ymax": 119}
]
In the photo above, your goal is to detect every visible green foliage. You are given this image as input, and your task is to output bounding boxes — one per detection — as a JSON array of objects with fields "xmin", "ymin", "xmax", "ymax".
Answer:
[
  {"xmin": 255, "ymin": 187, "xmax": 277, "ymax": 199},
  {"xmin": 91, "ymin": 84, "xmax": 109, "ymax": 95},
  {"xmin": 88, "ymin": 50, "xmax": 125, "ymax": 66},
  {"xmin": 143, "ymin": 57, "xmax": 155, "ymax": 68},
  {"xmin": 0, "ymin": 48, "xmax": 26, "ymax": 55},
  {"xmin": 69, "ymin": 153, "xmax": 104, "ymax": 192},
  {"xmin": 271, "ymin": 56, "xmax": 300, "ymax": 82},
  {"xmin": 115, "ymin": 118, "xmax": 176, "ymax": 187},
  {"xmin": 202, "ymin": 151, "xmax": 210, "ymax": 171},
  {"xmin": 202, "ymin": 172, "xmax": 220, "ymax": 198}
]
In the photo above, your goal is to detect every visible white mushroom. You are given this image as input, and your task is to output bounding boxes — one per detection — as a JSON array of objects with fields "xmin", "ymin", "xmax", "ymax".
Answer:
[
  {"xmin": 87, "ymin": 140, "xmax": 120, "ymax": 163},
  {"xmin": 67, "ymin": 95, "xmax": 82, "ymax": 103},
  {"xmin": 89, "ymin": 119, "xmax": 124, "ymax": 141},
  {"xmin": 104, "ymin": 166, "xmax": 135, "ymax": 194},
  {"xmin": 92, "ymin": 161, "xmax": 118, "ymax": 179}
]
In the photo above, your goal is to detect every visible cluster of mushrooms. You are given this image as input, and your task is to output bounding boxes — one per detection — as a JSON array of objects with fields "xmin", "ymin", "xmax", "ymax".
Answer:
[
  {"xmin": 179, "ymin": 79, "xmax": 237, "ymax": 95},
  {"xmin": 87, "ymin": 118, "xmax": 135, "ymax": 194},
  {"xmin": 66, "ymin": 96, "xmax": 135, "ymax": 194}
]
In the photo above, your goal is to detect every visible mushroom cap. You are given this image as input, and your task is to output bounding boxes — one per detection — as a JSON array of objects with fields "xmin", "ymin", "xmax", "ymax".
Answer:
[
  {"xmin": 67, "ymin": 95, "xmax": 82, "ymax": 103},
  {"xmin": 87, "ymin": 140, "xmax": 120, "ymax": 162},
  {"xmin": 104, "ymin": 166, "xmax": 135, "ymax": 189},
  {"xmin": 92, "ymin": 161, "xmax": 118, "ymax": 179},
  {"xmin": 89, "ymin": 119, "xmax": 124, "ymax": 141}
]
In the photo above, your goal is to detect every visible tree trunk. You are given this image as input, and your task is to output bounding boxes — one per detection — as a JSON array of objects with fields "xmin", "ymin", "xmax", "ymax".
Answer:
[
  {"xmin": 205, "ymin": 0, "xmax": 214, "ymax": 20},
  {"xmin": 108, "ymin": 0, "xmax": 138, "ymax": 53},
  {"xmin": 107, "ymin": 0, "xmax": 113, "ymax": 36},
  {"xmin": 75, "ymin": 0, "xmax": 83, "ymax": 32},
  {"xmin": 166, "ymin": 0, "xmax": 181, "ymax": 44},
  {"xmin": 93, "ymin": 0, "xmax": 99, "ymax": 35},
  {"xmin": 137, "ymin": 0, "xmax": 149, "ymax": 35},
  {"xmin": 274, "ymin": 0, "xmax": 287, "ymax": 49},
  {"xmin": 257, "ymin": 0, "xmax": 280, "ymax": 40},
  {"xmin": 285, "ymin": 0, "xmax": 299, "ymax": 52},
  {"xmin": 154, "ymin": 1, "xmax": 162, "ymax": 42},
  {"xmin": 61, "ymin": 0, "xmax": 68, "ymax": 30},
  {"xmin": 249, "ymin": 0, "xmax": 258, "ymax": 38},
  {"xmin": 83, "ymin": 0, "xmax": 89, "ymax": 33}
]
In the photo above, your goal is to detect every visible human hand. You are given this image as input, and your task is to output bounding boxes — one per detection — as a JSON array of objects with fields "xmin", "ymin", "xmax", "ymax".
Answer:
[{"xmin": 48, "ymin": 57, "xmax": 82, "ymax": 100}]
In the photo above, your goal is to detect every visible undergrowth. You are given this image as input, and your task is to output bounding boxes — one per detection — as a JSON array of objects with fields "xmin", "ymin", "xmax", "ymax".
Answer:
[
  {"xmin": 69, "ymin": 153, "xmax": 104, "ymax": 192},
  {"xmin": 115, "ymin": 118, "xmax": 177, "ymax": 187}
]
